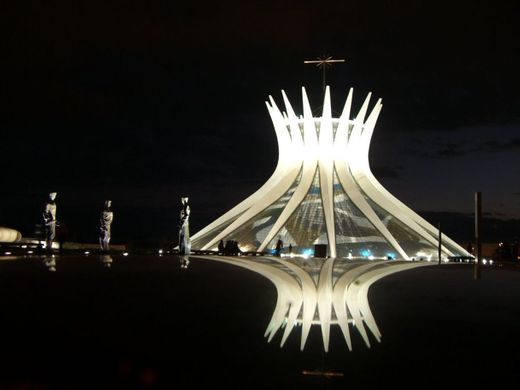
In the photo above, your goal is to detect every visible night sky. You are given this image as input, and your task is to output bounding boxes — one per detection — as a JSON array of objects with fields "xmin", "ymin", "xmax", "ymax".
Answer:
[{"xmin": 2, "ymin": 0, "xmax": 519, "ymax": 246}]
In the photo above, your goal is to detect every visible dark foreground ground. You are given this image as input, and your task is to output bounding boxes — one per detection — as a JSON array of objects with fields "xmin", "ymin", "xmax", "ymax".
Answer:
[{"xmin": 0, "ymin": 254, "xmax": 519, "ymax": 389}]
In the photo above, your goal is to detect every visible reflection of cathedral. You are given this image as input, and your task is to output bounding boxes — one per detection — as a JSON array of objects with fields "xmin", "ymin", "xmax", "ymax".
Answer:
[
  {"xmin": 191, "ymin": 87, "xmax": 470, "ymax": 260},
  {"xmin": 192, "ymin": 255, "xmax": 431, "ymax": 351}
]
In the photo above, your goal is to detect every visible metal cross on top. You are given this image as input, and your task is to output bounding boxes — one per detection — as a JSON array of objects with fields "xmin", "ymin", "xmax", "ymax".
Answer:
[{"xmin": 304, "ymin": 56, "xmax": 346, "ymax": 94}]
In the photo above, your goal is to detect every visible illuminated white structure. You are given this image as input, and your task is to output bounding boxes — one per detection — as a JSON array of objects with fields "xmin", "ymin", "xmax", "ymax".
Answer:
[
  {"xmin": 192, "ymin": 87, "xmax": 470, "ymax": 260},
  {"xmin": 192, "ymin": 255, "xmax": 431, "ymax": 351}
]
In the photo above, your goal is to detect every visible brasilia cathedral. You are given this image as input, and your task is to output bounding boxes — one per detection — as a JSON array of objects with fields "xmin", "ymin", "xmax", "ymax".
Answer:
[{"xmin": 191, "ymin": 86, "xmax": 471, "ymax": 261}]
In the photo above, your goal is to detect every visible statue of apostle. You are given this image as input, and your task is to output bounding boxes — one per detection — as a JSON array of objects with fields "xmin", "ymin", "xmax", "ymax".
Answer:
[
  {"xmin": 43, "ymin": 192, "xmax": 58, "ymax": 252},
  {"xmin": 99, "ymin": 200, "xmax": 114, "ymax": 252},
  {"xmin": 178, "ymin": 197, "xmax": 191, "ymax": 255}
]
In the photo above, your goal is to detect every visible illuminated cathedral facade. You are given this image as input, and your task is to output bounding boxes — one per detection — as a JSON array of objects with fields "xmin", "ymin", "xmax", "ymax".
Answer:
[{"xmin": 191, "ymin": 86, "xmax": 470, "ymax": 260}]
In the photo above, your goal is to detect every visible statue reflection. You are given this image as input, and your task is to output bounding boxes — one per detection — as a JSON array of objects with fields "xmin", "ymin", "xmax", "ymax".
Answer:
[
  {"xmin": 179, "ymin": 255, "xmax": 190, "ymax": 269},
  {"xmin": 192, "ymin": 255, "xmax": 431, "ymax": 351},
  {"xmin": 100, "ymin": 254, "xmax": 113, "ymax": 268},
  {"xmin": 43, "ymin": 254, "xmax": 57, "ymax": 272}
]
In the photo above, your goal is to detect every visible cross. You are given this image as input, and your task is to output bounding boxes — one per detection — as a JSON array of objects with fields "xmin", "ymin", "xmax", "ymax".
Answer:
[{"xmin": 304, "ymin": 56, "xmax": 346, "ymax": 94}]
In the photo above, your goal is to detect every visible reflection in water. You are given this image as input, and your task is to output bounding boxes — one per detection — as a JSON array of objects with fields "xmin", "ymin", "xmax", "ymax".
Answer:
[
  {"xmin": 43, "ymin": 255, "xmax": 57, "ymax": 272},
  {"xmin": 179, "ymin": 255, "xmax": 190, "ymax": 269},
  {"xmin": 192, "ymin": 255, "xmax": 431, "ymax": 351},
  {"xmin": 100, "ymin": 254, "xmax": 113, "ymax": 268}
]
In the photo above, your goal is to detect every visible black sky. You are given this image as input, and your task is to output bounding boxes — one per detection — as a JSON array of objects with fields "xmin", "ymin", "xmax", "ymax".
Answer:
[{"xmin": 1, "ymin": 0, "xmax": 519, "ymax": 246}]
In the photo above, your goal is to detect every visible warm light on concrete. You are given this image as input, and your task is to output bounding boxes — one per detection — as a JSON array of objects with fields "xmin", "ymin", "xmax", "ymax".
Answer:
[{"xmin": 0, "ymin": 226, "xmax": 22, "ymax": 243}]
